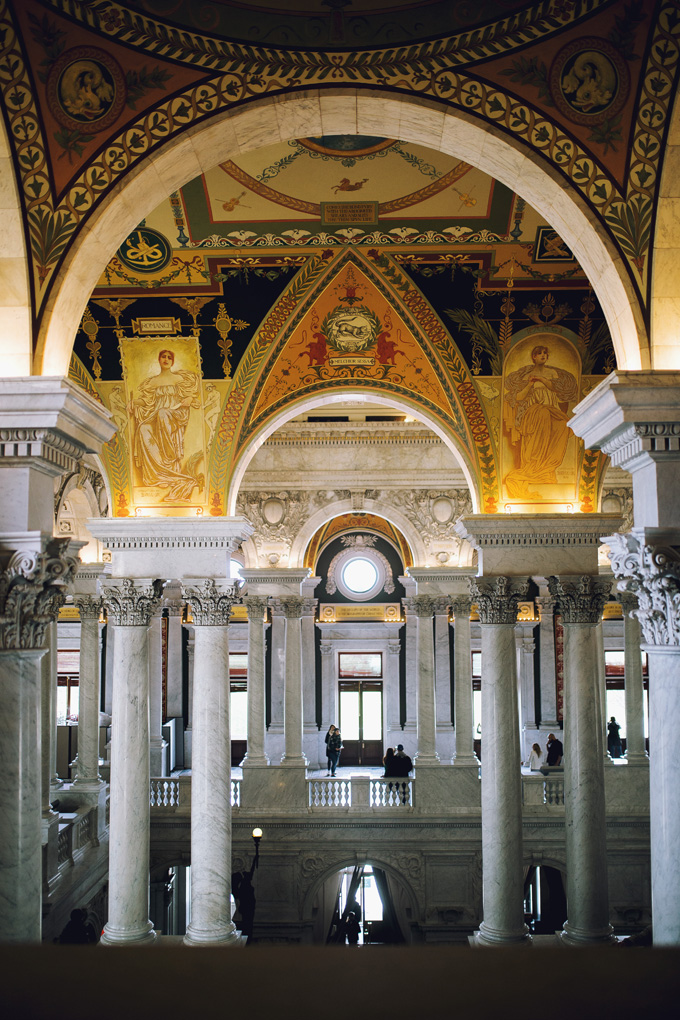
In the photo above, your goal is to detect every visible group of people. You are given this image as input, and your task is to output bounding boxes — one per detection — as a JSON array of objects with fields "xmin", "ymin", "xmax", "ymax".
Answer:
[
  {"xmin": 324, "ymin": 727, "xmax": 414, "ymax": 780},
  {"xmin": 525, "ymin": 732, "xmax": 564, "ymax": 770},
  {"xmin": 324, "ymin": 725, "xmax": 343, "ymax": 776}
]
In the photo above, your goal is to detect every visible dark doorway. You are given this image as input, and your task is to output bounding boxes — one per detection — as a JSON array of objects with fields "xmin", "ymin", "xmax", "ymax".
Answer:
[{"xmin": 339, "ymin": 680, "xmax": 383, "ymax": 765}]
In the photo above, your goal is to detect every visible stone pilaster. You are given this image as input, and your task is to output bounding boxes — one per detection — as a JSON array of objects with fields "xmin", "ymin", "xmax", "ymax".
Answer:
[
  {"xmin": 433, "ymin": 595, "xmax": 454, "ymax": 760},
  {"xmin": 403, "ymin": 596, "xmax": 439, "ymax": 764},
  {"xmin": 163, "ymin": 583, "xmax": 184, "ymax": 720},
  {"xmin": 535, "ymin": 595, "xmax": 560, "ymax": 730},
  {"xmin": 469, "ymin": 576, "xmax": 530, "ymax": 947},
  {"xmin": 547, "ymin": 574, "xmax": 616, "ymax": 946},
  {"xmin": 72, "ymin": 595, "xmax": 104, "ymax": 789},
  {"xmin": 182, "ymin": 580, "xmax": 244, "ymax": 947},
  {"xmin": 0, "ymin": 539, "xmax": 80, "ymax": 943},
  {"xmin": 301, "ymin": 596, "xmax": 319, "ymax": 765},
  {"xmin": 451, "ymin": 596, "xmax": 478, "ymax": 766},
  {"xmin": 242, "ymin": 596, "xmax": 269, "ymax": 767},
  {"xmin": 148, "ymin": 610, "xmax": 167, "ymax": 778},
  {"xmin": 618, "ymin": 592, "xmax": 648, "ymax": 765},
  {"xmin": 276, "ymin": 596, "xmax": 307, "ymax": 766},
  {"xmin": 606, "ymin": 529, "xmax": 680, "ymax": 945},
  {"xmin": 100, "ymin": 578, "xmax": 164, "ymax": 947}
]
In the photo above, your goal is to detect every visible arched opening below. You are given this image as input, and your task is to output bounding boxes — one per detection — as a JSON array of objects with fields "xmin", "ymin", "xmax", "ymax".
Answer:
[
  {"xmin": 523, "ymin": 865, "xmax": 567, "ymax": 936},
  {"xmin": 314, "ymin": 862, "xmax": 413, "ymax": 946}
]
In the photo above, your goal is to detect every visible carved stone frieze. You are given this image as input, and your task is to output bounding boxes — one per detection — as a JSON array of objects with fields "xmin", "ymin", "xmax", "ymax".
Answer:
[
  {"xmin": 182, "ymin": 579, "xmax": 241, "ymax": 627},
  {"xmin": 601, "ymin": 487, "xmax": 634, "ymax": 532},
  {"xmin": 0, "ymin": 539, "xmax": 80, "ymax": 650},
  {"xmin": 101, "ymin": 578, "xmax": 165, "ymax": 627},
  {"xmin": 236, "ymin": 489, "xmax": 350, "ymax": 563},
  {"xmin": 606, "ymin": 531, "xmax": 680, "ymax": 647},
  {"xmin": 601, "ymin": 422, "xmax": 680, "ymax": 471},
  {"xmin": 387, "ymin": 488, "xmax": 473, "ymax": 550},
  {"xmin": 546, "ymin": 575, "xmax": 612, "ymax": 625},
  {"xmin": 469, "ymin": 576, "xmax": 530, "ymax": 625}
]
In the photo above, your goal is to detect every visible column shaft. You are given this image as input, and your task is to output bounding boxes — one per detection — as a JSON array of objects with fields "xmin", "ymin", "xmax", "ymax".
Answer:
[
  {"xmin": 73, "ymin": 605, "xmax": 102, "ymax": 786},
  {"xmin": 452, "ymin": 598, "xmax": 478, "ymax": 764},
  {"xmin": 148, "ymin": 614, "xmax": 166, "ymax": 778},
  {"xmin": 41, "ymin": 620, "xmax": 59, "ymax": 810},
  {"xmin": 406, "ymin": 597, "xmax": 439, "ymax": 764},
  {"xmin": 281, "ymin": 599, "xmax": 305, "ymax": 765},
  {"xmin": 243, "ymin": 597, "xmax": 268, "ymax": 766},
  {"xmin": 621, "ymin": 598, "xmax": 648, "ymax": 763}
]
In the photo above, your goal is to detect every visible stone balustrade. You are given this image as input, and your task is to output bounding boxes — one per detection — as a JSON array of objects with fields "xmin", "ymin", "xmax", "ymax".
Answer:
[{"xmin": 56, "ymin": 806, "xmax": 97, "ymax": 870}]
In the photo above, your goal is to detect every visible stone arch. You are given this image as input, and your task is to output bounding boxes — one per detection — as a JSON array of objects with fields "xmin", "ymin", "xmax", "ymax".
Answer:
[
  {"xmin": 35, "ymin": 91, "xmax": 648, "ymax": 381},
  {"xmin": 227, "ymin": 388, "xmax": 480, "ymax": 519},
  {"xmin": 300, "ymin": 853, "xmax": 421, "ymax": 943}
]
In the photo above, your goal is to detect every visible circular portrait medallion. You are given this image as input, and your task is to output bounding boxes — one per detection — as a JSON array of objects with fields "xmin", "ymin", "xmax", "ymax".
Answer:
[
  {"xmin": 117, "ymin": 228, "xmax": 172, "ymax": 274},
  {"xmin": 47, "ymin": 47, "xmax": 126, "ymax": 135},
  {"xmin": 550, "ymin": 38, "xmax": 629, "ymax": 126}
]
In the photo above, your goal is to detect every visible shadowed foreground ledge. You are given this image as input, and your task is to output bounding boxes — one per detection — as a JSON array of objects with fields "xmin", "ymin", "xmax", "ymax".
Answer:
[{"xmin": 2, "ymin": 946, "xmax": 679, "ymax": 1020}]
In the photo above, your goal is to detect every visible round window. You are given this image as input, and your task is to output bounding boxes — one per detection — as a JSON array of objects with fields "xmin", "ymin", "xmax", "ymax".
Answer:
[{"xmin": 342, "ymin": 557, "xmax": 378, "ymax": 594}]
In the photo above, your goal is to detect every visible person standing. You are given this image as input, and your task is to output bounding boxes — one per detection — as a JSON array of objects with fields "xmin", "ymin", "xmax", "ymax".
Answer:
[
  {"xmin": 607, "ymin": 716, "xmax": 623, "ymax": 759},
  {"xmin": 393, "ymin": 743, "xmax": 413, "ymax": 776},
  {"xmin": 546, "ymin": 732, "xmax": 563, "ymax": 766},
  {"xmin": 328, "ymin": 726, "xmax": 343, "ymax": 777},
  {"xmin": 527, "ymin": 742, "xmax": 544, "ymax": 771},
  {"xmin": 324, "ymin": 725, "xmax": 336, "ymax": 775}
]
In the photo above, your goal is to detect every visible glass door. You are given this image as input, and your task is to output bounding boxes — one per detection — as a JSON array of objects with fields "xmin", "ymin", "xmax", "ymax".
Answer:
[{"xmin": 339, "ymin": 680, "xmax": 383, "ymax": 765}]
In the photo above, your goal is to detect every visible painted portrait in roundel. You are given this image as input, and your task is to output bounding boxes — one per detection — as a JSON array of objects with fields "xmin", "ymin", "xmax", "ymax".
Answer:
[{"xmin": 502, "ymin": 338, "xmax": 579, "ymax": 501}]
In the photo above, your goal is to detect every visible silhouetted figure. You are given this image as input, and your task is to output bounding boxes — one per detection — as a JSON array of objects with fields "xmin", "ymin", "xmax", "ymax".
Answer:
[
  {"xmin": 393, "ymin": 744, "xmax": 413, "ymax": 803},
  {"xmin": 345, "ymin": 900, "xmax": 362, "ymax": 945},
  {"xmin": 232, "ymin": 857, "xmax": 257, "ymax": 941},
  {"xmin": 59, "ymin": 908, "xmax": 96, "ymax": 944},
  {"xmin": 546, "ymin": 733, "xmax": 563, "ymax": 766},
  {"xmin": 608, "ymin": 716, "xmax": 623, "ymax": 758},
  {"xmin": 382, "ymin": 747, "xmax": 398, "ymax": 777}
]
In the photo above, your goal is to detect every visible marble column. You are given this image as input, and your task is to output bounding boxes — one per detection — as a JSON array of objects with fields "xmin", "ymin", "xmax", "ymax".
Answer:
[
  {"xmin": 301, "ymin": 597, "xmax": 319, "ymax": 764},
  {"xmin": 0, "ymin": 540, "xmax": 80, "ymax": 942},
  {"xmin": 279, "ymin": 596, "xmax": 307, "ymax": 766},
  {"xmin": 319, "ymin": 639, "xmax": 334, "ymax": 760},
  {"xmin": 184, "ymin": 627, "xmax": 194, "ymax": 767},
  {"xmin": 470, "ymin": 576, "xmax": 530, "ymax": 947},
  {"xmin": 267, "ymin": 604, "xmax": 286, "ymax": 759},
  {"xmin": 433, "ymin": 596, "xmax": 454, "ymax": 759},
  {"xmin": 148, "ymin": 612, "xmax": 167, "ymax": 778},
  {"xmin": 72, "ymin": 595, "xmax": 104, "ymax": 789},
  {"xmin": 41, "ymin": 619, "xmax": 62, "ymax": 793},
  {"xmin": 405, "ymin": 596, "xmax": 439, "ymax": 764},
  {"xmin": 164, "ymin": 584, "xmax": 184, "ymax": 720},
  {"xmin": 548, "ymin": 575, "xmax": 615, "ymax": 945},
  {"xmin": 451, "ymin": 596, "xmax": 478, "ymax": 765},
  {"xmin": 100, "ymin": 578, "xmax": 164, "ymax": 947},
  {"xmin": 535, "ymin": 595, "xmax": 560, "ymax": 730},
  {"xmin": 606, "ymin": 531, "xmax": 680, "ymax": 944},
  {"xmin": 182, "ymin": 580, "xmax": 244, "ymax": 947},
  {"xmin": 619, "ymin": 593, "xmax": 648, "ymax": 765},
  {"xmin": 594, "ymin": 612, "xmax": 613, "ymax": 765},
  {"xmin": 242, "ymin": 596, "xmax": 269, "ymax": 766},
  {"xmin": 517, "ymin": 626, "xmax": 537, "ymax": 741}
]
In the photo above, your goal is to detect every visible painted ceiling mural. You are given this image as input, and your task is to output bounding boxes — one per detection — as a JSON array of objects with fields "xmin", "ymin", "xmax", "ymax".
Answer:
[
  {"xmin": 69, "ymin": 133, "xmax": 611, "ymax": 518},
  {"xmin": 1, "ymin": 0, "xmax": 677, "ymax": 342}
]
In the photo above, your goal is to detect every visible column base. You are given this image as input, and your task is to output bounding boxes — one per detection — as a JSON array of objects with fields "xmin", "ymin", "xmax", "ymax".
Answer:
[
  {"xmin": 413, "ymin": 752, "xmax": 440, "ymax": 766},
  {"xmin": 240, "ymin": 754, "xmax": 270, "ymax": 767},
  {"xmin": 101, "ymin": 921, "xmax": 157, "ymax": 946},
  {"xmin": 624, "ymin": 752, "xmax": 649, "ymax": 766},
  {"xmin": 452, "ymin": 752, "xmax": 480, "ymax": 767},
  {"xmin": 183, "ymin": 923, "xmax": 246, "ymax": 948},
  {"xmin": 279, "ymin": 754, "xmax": 308, "ymax": 767},
  {"xmin": 559, "ymin": 922, "xmax": 616, "ymax": 947},
  {"xmin": 472, "ymin": 922, "xmax": 532, "ymax": 947}
]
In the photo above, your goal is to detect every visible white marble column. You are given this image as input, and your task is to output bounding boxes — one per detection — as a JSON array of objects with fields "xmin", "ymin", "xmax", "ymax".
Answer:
[
  {"xmin": 242, "ymin": 595, "xmax": 269, "ymax": 766},
  {"xmin": 405, "ymin": 596, "xmax": 439, "ymax": 764},
  {"xmin": 401, "ymin": 596, "xmax": 418, "ymax": 739},
  {"xmin": 72, "ymin": 596, "xmax": 104, "ymax": 789},
  {"xmin": 451, "ymin": 596, "xmax": 478, "ymax": 765},
  {"xmin": 164, "ymin": 583, "xmax": 184, "ymax": 720},
  {"xmin": 606, "ymin": 531, "xmax": 680, "ymax": 945},
  {"xmin": 619, "ymin": 593, "xmax": 648, "ymax": 765},
  {"xmin": 594, "ymin": 613, "xmax": 613, "ymax": 765},
  {"xmin": 433, "ymin": 596, "xmax": 454, "ymax": 759},
  {"xmin": 470, "ymin": 577, "xmax": 530, "ymax": 947},
  {"xmin": 301, "ymin": 597, "xmax": 319, "ymax": 764},
  {"xmin": 535, "ymin": 594, "xmax": 560, "ymax": 730},
  {"xmin": 279, "ymin": 596, "xmax": 307, "ymax": 766},
  {"xmin": 148, "ymin": 612, "xmax": 167, "ymax": 778},
  {"xmin": 41, "ymin": 619, "xmax": 62, "ymax": 793},
  {"xmin": 517, "ymin": 626, "xmax": 537, "ymax": 740},
  {"xmin": 548, "ymin": 575, "xmax": 615, "ymax": 945},
  {"xmin": 267, "ymin": 604, "xmax": 286, "ymax": 759},
  {"xmin": 0, "ymin": 541, "xmax": 80, "ymax": 942},
  {"xmin": 100, "ymin": 578, "xmax": 164, "ymax": 947},
  {"xmin": 182, "ymin": 580, "xmax": 244, "ymax": 947},
  {"xmin": 184, "ymin": 627, "xmax": 194, "ymax": 767}
]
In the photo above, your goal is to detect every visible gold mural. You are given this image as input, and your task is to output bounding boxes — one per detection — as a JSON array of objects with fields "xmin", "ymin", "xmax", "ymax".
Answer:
[{"xmin": 501, "ymin": 333, "xmax": 581, "ymax": 509}]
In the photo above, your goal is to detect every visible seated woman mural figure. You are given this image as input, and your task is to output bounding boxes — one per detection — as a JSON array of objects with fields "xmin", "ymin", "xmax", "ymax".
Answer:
[
  {"xmin": 503, "ymin": 344, "xmax": 578, "ymax": 500},
  {"xmin": 128, "ymin": 348, "xmax": 203, "ymax": 501}
]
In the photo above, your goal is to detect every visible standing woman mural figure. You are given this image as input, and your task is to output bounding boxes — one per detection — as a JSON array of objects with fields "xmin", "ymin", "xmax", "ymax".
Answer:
[
  {"xmin": 503, "ymin": 344, "xmax": 578, "ymax": 500},
  {"xmin": 128, "ymin": 348, "xmax": 203, "ymax": 501}
]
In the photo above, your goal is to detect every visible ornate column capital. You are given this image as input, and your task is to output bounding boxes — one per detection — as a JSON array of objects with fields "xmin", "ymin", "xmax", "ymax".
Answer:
[
  {"xmin": 547, "ymin": 575, "xmax": 611, "ymax": 624},
  {"xmin": 617, "ymin": 590, "xmax": 639, "ymax": 615},
  {"xmin": 450, "ymin": 594, "xmax": 472, "ymax": 618},
  {"xmin": 403, "ymin": 595, "xmax": 437, "ymax": 618},
  {"xmin": 606, "ymin": 530, "xmax": 680, "ymax": 646},
  {"xmin": 274, "ymin": 595, "xmax": 305, "ymax": 619},
  {"xmin": 182, "ymin": 579, "xmax": 241, "ymax": 627},
  {"xmin": 469, "ymin": 576, "xmax": 529, "ymax": 625},
  {"xmin": 0, "ymin": 539, "xmax": 79, "ymax": 650},
  {"xmin": 243, "ymin": 594, "xmax": 269, "ymax": 620},
  {"xmin": 301, "ymin": 597, "xmax": 318, "ymax": 618},
  {"xmin": 432, "ymin": 595, "xmax": 450, "ymax": 616},
  {"xmin": 535, "ymin": 595, "xmax": 556, "ymax": 617},
  {"xmin": 101, "ymin": 578, "xmax": 165, "ymax": 627},
  {"xmin": 74, "ymin": 594, "xmax": 104, "ymax": 621},
  {"xmin": 319, "ymin": 642, "xmax": 333, "ymax": 656}
]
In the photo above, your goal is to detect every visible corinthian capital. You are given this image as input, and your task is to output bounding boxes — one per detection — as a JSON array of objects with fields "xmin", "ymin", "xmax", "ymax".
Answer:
[
  {"xmin": 450, "ymin": 595, "xmax": 472, "ymax": 619},
  {"xmin": 547, "ymin": 575, "xmax": 611, "ymax": 624},
  {"xmin": 403, "ymin": 595, "xmax": 437, "ymax": 618},
  {"xmin": 0, "ymin": 539, "xmax": 79, "ymax": 650},
  {"xmin": 242, "ymin": 595, "xmax": 269, "ymax": 621},
  {"xmin": 74, "ymin": 594, "xmax": 104, "ymax": 622},
  {"xmin": 274, "ymin": 595, "xmax": 305, "ymax": 619},
  {"xmin": 101, "ymin": 578, "xmax": 165, "ymax": 627},
  {"xmin": 469, "ymin": 576, "xmax": 529, "ymax": 625},
  {"xmin": 606, "ymin": 531, "xmax": 680, "ymax": 646},
  {"xmin": 182, "ymin": 579, "xmax": 241, "ymax": 627}
]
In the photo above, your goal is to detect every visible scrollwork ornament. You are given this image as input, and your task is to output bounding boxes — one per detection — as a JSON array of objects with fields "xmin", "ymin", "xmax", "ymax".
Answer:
[
  {"xmin": 101, "ymin": 578, "xmax": 165, "ymax": 627},
  {"xmin": 546, "ymin": 575, "xmax": 612, "ymax": 624},
  {"xmin": 468, "ymin": 576, "xmax": 529, "ymax": 625},
  {"xmin": 606, "ymin": 532, "xmax": 680, "ymax": 647},
  {"xmin": 0, "ymin": 539, "xmax": 80, "ymax": 650},
  {"xmin": 182, "ymin": 578, "xmax": 241, "ymax": 627}
]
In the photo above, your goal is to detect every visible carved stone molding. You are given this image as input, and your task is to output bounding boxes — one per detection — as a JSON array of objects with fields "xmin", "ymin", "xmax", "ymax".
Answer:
[
  {"xmin": 0, "ymin": 539, "xmax": 80, "ymax": 650},
  {"xmin": 601, "ymin": 422, "xmax": 680, "ymax": 471},
  {"xmin": 301, "ymin": 597, "xmax": 318, "ymax": 618},
  {"xmin": 101, "ymin": 578, "xmax": 165, "ymax": 627},
  {"xmin": 182, "ymin": 579, "xmax": 241, "ymax": 627},
  {"xmin": 387, "ymin": 488, "xmax": 472, "ymax": 548},
  {"xmin": 0, "ymin": 428, "xmax": 84, "ymax": 477},
  {"xmin": 326, "ymin": 535, "xmax": 395, "ymax": 597},
  {"xmin": 242, "ymin": 595, "xmax": 269, "ymax": 621},
  {"xmin": 606, "ymin": 531, "xmax": 680, "ymax": 646},
  {"xmin": 546, "ymin": 575, "xmax": 612, "ymax": 625},
  {"xmin": 469, "ymin": 576, "xmax": 530, "ymax": 625},
  {"xmin": 319, "ymin": 643, "xmax": 333, "ymax": 656},
  {"xmin": 74, "ymin": 595, "xmax": 104, "ymax": 622}
]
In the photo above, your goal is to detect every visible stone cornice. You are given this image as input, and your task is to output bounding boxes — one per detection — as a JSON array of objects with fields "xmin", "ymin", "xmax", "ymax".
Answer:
[
  {"xmin": 0, "ymin": 376, "xmax": 115, "ymax": 456},
  {"xmin": 87, "ymin": 517, "xmax": 253, "ymax": 549},
  {"xmin": 455, "ymin": 514, "xmax": 623, "ymax": 548},
  {"xmin": 262, "ymin": 422, "xmax": 445, "ymax": 447},
  {"xmin": 569, "ymin": 371, "xmax": 680, "ymax": 457}
]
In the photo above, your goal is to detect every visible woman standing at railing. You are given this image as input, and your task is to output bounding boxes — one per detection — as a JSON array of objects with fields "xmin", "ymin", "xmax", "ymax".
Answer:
[
  {"xmin": 328, "ymin": 726, "xmax": 343, "ymax": 777},
  {"xmin": 526, "ymin": 743, "xmax": 544, "ymax": 771}
]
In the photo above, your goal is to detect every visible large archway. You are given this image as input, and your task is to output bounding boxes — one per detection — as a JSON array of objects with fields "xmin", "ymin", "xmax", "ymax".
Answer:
[{"xmin": 33, "ymin": 91, "xmax": 649, "ymax": 378}]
